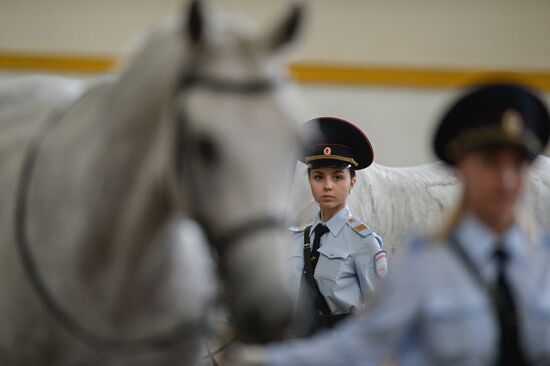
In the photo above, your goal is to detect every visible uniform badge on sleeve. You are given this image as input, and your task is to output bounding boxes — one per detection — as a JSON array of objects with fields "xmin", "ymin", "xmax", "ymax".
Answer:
[{"xmin": 374, "ymin": 251, "xmax": 388, "ymax": 278}]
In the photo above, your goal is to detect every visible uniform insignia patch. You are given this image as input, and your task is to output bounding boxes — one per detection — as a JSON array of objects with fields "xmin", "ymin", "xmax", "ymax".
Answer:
[{"xmin": 374, "ymin": 251, "xmax": 388, "ymax": 277}]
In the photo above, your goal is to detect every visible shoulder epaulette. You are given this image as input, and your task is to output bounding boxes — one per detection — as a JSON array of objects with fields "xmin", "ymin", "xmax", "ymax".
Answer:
[
  {"xmin": 347, "ymin": 217, "xmax": 373, "ymax": 237},
  {"xmin": 288, "ymin": 225, "xmax": 308, "ymax": 233}
]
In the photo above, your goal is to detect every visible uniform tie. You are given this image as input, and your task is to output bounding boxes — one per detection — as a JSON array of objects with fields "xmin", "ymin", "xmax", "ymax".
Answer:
[
  {"xmin": 493, "ymin": 245, "xmax": 527, "ymax": 366},
  {"xmin": 310, "ymin": 224, "xmax": 330, "ymax": 271},
  {"xmin": 293, "ymin": 224, "xmax": 332, "ymax": 336}
]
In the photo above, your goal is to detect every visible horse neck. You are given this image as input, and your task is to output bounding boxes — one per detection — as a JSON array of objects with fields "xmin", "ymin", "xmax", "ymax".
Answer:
[
  {"xmin": 77, "ymin": 30, "xmax": 190, "ymax": 282},
  {"xmin": 106, "ymin": 27, "xmax": 188, "ymax": 141}
]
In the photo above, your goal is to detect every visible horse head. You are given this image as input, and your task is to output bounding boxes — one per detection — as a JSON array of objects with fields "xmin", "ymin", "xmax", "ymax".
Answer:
[{"xmin": 167, "ymin": 0, "xmax": 306, "ymax": 342}]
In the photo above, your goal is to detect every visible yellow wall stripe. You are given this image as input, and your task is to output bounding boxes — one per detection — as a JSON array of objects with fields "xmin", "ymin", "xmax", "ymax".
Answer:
[
  {"xmin": 290, "ymin": 64, "xmax": 550, "ymax": 92},
  {"xmin": 0, "ymin": 52, "xmax": 117, "ymax": 74},
  {"xmin": 1, "ymin": 52, "xmax": 550, "ymax": 92}
]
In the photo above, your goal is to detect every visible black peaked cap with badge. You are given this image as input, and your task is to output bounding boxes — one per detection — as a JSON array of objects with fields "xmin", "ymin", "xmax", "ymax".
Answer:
[
  {"xmin": 301, "ymin": 117, "xmax": 374, "ymax": 170},
  {"xmin": 434, "ymin": 82, "xmax": 550, "ymax": 165}
]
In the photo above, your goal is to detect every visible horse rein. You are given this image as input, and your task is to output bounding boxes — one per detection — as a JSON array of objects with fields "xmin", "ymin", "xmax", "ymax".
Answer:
[
  {"xmin": 14, "ymin": 61, "xmax": 287, "ymax": 356},
  {"xmin": 14, "ymin": 88, "xmax": 216, "ymax": 352}
]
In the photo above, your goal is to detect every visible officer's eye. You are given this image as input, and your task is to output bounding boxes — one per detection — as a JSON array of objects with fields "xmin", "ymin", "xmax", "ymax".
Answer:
[
  {"xmin": 334, "ymin": 174, "xmax": 344, "ymax": 181},
  {"xmin": 312, "ymin": 174, "xmax": 323, "ymax": 181}
]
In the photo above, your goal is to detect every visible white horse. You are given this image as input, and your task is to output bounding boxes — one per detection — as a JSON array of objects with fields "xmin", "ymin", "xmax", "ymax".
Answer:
[
  {"xmin": 287, "ymin": 156, "xmax": 550, "ymax": 255},
  {"xmin": 0, "ymin": 1, "xmax": 306, "ymax": 365}
]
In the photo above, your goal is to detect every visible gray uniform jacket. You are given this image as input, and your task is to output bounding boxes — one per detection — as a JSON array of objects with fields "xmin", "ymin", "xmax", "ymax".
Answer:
[
  {"xmin": 288, "ymin": 207, "xmax": 386, "ymax": 315},
  {"xmin": 268, "ymin": 214, "xmax": 550, "ymax": 366}
]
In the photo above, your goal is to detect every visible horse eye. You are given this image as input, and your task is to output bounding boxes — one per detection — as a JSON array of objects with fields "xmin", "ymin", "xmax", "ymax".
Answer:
[{"xmin": 196, "ymin": 135, "xmax": 219, "ymax": 164}]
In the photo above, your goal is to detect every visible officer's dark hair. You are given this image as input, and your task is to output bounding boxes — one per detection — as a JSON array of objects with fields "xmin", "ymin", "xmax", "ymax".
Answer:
[{"xmin": 307, "ymin": 167, "xmax": 356, "ymax": 179}]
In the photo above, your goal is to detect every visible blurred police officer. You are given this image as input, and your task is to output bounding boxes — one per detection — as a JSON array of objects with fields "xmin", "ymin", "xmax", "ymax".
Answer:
[
  {"xmin": 235, "ymin": 82, "xmax": 550, "ymax": 366},
  {"xmin": 288, "ymin": 117, "xmax": 387, "ymax": 336}
]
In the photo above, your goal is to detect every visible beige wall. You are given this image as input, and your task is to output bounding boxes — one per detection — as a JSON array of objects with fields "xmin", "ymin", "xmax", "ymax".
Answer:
[
  {"xmin": 1, "ymin": 0, "xmax": 549, "ymax": 69},
  {"xmin": 1, "ymin": 0, "xmax": 549, "ymax": 165},
  {"xmin": 299, "ymin": 0, "xmax": 550, "ymax": 70}
]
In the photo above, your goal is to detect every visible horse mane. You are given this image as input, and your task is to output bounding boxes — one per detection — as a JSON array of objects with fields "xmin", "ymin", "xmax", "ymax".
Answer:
[{"xmin": 288, "ymin": 157, "xmax": 550, "ymax": 255}]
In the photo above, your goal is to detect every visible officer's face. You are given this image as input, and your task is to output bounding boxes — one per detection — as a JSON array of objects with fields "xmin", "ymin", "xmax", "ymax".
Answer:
[
  {"xmin": 456, "ymin": 148, "xmax": 529, "ymax": 233},
  {"xmin": 309, "ymin": 167, "xmax": 356, "ymax": 217}
]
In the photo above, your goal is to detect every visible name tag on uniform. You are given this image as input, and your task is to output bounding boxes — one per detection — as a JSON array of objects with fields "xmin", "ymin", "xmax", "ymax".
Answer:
[{"xmin": 374, "ymin": 251, "xmax": 388, "ymax": 277}]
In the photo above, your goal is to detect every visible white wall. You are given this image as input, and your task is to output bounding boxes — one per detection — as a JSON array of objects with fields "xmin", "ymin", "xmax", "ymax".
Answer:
[
  {"xmin": 300, "ymin": 85, "xmax": 550, "ymax": 166},
  {"xmin": 301, "ymin": 85, "xmax": 458, "ymax": 166},
  {"xmin": 3, "ymin": 68, "xmax": 547, "ymax": 166}
]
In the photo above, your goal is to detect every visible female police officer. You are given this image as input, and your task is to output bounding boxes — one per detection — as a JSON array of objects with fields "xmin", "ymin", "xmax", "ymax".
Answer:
[
  {"xmin": 234, "ymin": 82, "xmax": 550, "ymax": 365},
  {"xmin": 288, "ymin": 117, "xmax": 387, "ymax": 335}
]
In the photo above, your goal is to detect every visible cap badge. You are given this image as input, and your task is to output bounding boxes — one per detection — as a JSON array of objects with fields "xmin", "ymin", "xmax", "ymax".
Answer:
[
  {"xmin": 502, "ymin": 109, "xmax": 524, "ymax": 137},
  {"xmin": 323, "ymin": 146, "xmax": 332, "ymax": 155}
]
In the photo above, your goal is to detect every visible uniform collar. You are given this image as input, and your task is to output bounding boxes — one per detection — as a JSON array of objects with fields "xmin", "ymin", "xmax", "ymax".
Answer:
[
  {"xmin": 311, "ymin": 206, "xmax": 351, "ymax": 238},
  {"xmin": 454, "ymin": 212, "xmax": 526, "ymax": 266}
]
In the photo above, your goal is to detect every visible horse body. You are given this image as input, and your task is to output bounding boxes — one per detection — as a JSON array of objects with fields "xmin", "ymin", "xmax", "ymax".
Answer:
[
  {"xmin": 0, "ymin": 2, "xmax": 304, "ymax": 364},
  {"xmin": 0, "ymin": 52, "xmax": 210, "ymax": 366},
  {"xmin": 287, "ymin": 157, "xmax": 550, "ymax": 255}
]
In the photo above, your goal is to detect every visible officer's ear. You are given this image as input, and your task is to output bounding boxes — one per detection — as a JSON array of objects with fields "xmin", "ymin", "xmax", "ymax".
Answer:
[
  {"xmin": 454, "ymin": 154, "xmax": 473, "ymax": 183},
  {"xmin": 265, "ymin": 3, "xmax": 305, "ymax": 52},
  {"xmin": 349, "ymin": 175, "xmax": 357, "ymax": 191}
]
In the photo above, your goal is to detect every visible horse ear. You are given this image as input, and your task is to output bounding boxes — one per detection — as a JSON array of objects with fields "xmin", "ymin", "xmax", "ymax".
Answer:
[
  {"xmin": 187, "ymin": 0, "xmax": 203, "ymax": 44},
  {"xmin": 268, "ymin": 3, "xmax": 305, "ymax": 51}
]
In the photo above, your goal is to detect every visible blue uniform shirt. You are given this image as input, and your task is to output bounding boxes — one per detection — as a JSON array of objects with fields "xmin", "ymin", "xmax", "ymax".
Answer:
[
  {"xmin": 288, "ymin": 207, "xmax": 386, "ymax": 315},
  {"xmin": 266, "ymin": 213, "xmax": 550, "ymax": 366}
]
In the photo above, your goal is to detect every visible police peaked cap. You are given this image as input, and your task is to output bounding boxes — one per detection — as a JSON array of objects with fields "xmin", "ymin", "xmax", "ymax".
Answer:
[
  {"xmin": 434, "ymin": 82, "xmax": 550, "ymax": 165},
  {"xmin": 301, "ymin": 117, "xmax": 374, "ymax": 170}
]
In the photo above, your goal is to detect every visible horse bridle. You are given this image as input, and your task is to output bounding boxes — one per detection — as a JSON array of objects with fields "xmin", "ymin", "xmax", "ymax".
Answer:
[
  {"xmin": 14, "ymin": 60, "xmax": 286, "ymax": 355},
  {"xmin": 173, "ymin": 68, "xmax": 288, "ymax": 365},
  {"xmin": 173, "ymin": 70, "xmax": 286, "ymax": 261}
]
